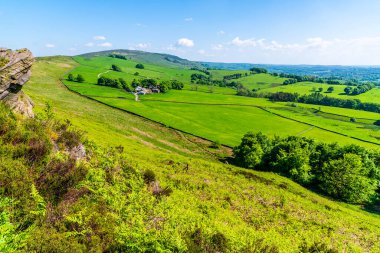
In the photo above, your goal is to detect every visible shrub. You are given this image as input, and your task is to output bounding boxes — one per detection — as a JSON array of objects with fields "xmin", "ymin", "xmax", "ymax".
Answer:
[
  {"xmin": 135, "ymin": 63, "xmax": 144, "ymax": 69},
  {"xmin": 26, "ymin": 137, "xmax": 51, "ymax": 164},
  {"xmin": 56, "ymin": 127, "xmax": 83, "ymax": 149},
  {"xmin": 67, "ymin": 73, "xmax": 74, "ymax": 81},
  {"xmin": 143, "ymin": 169, "xmax": 156, "ymax": 184},
  {"xmin": 210, "ymin": 141, "xmax": 221, "ymax": 149},
  {"xmin": 37, "ymin": 157, "xmax": 87, "ymax": 202},
  {"xmin": 0, "ymin": 56, "xmax": 9, "ymax": 67},
  {"xmin": 76, "ymin": 74, "xmax": 85, "ymax": 83},
  {"xmin": 187, "ymin": 228, "xmax": 228, "ymax": 253},
  {"xmin": 111, "ymin": 64, "xmax": 122, "ymax": 72}
]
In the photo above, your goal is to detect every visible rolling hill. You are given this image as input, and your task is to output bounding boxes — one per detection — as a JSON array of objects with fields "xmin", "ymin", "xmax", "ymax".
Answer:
[
  {"xmin": 62, "ymin": 53, "xmax": 380, "ymax": 149},
  {"xmin": 2, "ymin": 50, "xmax": 379, "ymax": 252}
]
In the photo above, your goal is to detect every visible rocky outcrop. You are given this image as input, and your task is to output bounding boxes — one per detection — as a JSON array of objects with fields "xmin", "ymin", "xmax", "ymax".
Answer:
[{"xmin": 0, "ymin": 48, "xmax": 34, "ymax": 117}]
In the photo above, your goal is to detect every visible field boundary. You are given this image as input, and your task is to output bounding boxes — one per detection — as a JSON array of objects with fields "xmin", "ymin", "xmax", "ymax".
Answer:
[{"xmin": 82, "ymin": 93, "xmax": 380, "ymax": 147}]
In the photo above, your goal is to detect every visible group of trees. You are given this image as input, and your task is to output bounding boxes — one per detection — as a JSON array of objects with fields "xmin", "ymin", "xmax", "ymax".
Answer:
[
  {"xmin": 131, "ymin": 78, "xmax": 184, "ymax": 93},
  {"xmin": 223, "ymin": 73, "xmax": 247, "ymax": 80},
  {"xmin": 266, "ymin": 92, "xmax": 380, "ymax": 113},
  {"xmin": 109, "ymin": 54, "xmax": 128, "ymax": 60},
  {"xmin": 96, "ymin": 76, "xmax": 184, "ymax": 93},
  {"xmin": 111, "ymin": 64, "xmax": 122, "ymax": 72},
  {"xmin": 190, "ymin": 67, "xmax": 211, "ymax": 75},
  {"xmin": 234, "ymin": 132, "xmax": 380, "ymax": 204},
  {"xmin": 277, "ymin": 73, "xmax": 340, "ymax": 85},
  {"xmin": 190, "ymin": 73, "xmax": 242, "ymax": 89},
  {"xmin": 344, "ymin": 82, "xmax": 376, "ymax": 95},
  {"xmin": 67, "ymin": 73, "xmax": 85, "ymax": 83},
  {"xmin": 249, "ymin": 67, "xmax": 268, "ymax": 74},
  {"xmin": 97, "ymin": 77, "xmax": 131, "ymax": 91}
]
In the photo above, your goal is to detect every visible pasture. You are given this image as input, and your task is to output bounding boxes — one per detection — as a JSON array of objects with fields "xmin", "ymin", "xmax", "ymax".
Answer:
[{"xmin": 62, "ymin": 56, "xmax": 380, "ymax": 149}]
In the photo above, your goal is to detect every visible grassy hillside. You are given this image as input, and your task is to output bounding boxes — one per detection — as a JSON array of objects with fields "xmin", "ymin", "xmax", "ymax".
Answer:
[
  {"xmin": 63, "ymin": 56, "xmax": 380, "ymax": 149},
  {"xmin": 80, "ymin": 49, "xmax": 202, "ymax": 69},
  {"xmin": 6, "ymin": 55, "xmax": 377, "ymax": 252}
]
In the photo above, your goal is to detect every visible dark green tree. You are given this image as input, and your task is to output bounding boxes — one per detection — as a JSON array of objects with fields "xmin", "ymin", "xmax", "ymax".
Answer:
[
  {"xmin": 67, "ymin": 73, "xmax": 74, "ymax": 81},
  {"xmin": 327, "ymin": 86, "xmax": 334, "ymax": 93},
  {"xmin": 76, "ymin": 74, "xmax": 85, "ymax": 83},
  {"xmin": 111, "ymin": 64, "xmax": 122, "ymax": 72},
  {"xmin": 319, "ymin": 153, "xmax": 377, "ymax": 203},
  {"xmin": 135, "ymin": 63, "xmax": 144, "ymax": 69}
]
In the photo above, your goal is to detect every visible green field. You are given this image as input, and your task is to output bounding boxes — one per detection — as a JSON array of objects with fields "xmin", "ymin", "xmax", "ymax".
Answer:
[
  {"xmin": 18, "ymin": 55, "xmax": 380, "ymax": 253},
  {"xmin": 63, "ymin": 56, "xmax": 380, "ymax": 149},
  {"xmin": 257, "ymin": 80, "xmax": 380, "ymax": 103}
]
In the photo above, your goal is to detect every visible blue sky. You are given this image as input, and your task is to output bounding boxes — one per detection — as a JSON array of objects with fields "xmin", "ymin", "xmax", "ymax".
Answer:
[{"xmin": 1, "ymin": 0, "xmax": 380, "ymax": 65}]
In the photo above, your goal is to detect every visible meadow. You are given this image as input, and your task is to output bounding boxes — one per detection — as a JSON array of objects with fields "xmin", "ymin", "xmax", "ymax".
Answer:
[
  {"xmin": 63, "ymin": 56, "xmax": 380, "ymax": 149},
  {"xmin": 14, "ymin": 54, "xmax": 380, "ymax": 252}
]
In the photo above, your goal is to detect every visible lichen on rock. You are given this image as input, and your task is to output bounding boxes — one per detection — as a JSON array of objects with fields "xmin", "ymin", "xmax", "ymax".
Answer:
[{"xmin": 0, "ymin": 48, "xmax": 34, "ymax": 117}]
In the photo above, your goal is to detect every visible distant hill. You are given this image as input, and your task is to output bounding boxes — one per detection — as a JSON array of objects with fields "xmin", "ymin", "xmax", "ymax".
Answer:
[
  {"xmin": 79, "ymin": 50, "xmax": 380, "ymax": 82},
  {"xmin": 79, "ymin": 49, "xmax": 203, "ymax": 69}
]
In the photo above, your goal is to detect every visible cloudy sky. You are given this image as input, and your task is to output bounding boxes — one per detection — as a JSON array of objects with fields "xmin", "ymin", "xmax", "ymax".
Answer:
[{"xmin": 1, "ymin": 0, "xmax": 380, "ymax": 65}]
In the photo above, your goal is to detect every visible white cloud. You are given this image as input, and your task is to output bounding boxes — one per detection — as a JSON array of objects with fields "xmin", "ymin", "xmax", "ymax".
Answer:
[
  {"xmin": 231, "ymin": 37, "xmax": 257, "ymax": 47},
  {"xmin": 184, "ymin": 17, "xmax": 193, "ymax": 22},
  {"xmin": 68, "ymin": 47, "xmax": 77, "ymax": 51},
  {"xmin": 226, "ymin": 36, "xmax": 380, "ymax": 64},
  {"xmin": 85, "ymin": 42, "xmax": 94, "ymax": 47},
  {"xmin": 176, "ymin": 38, "xmax": 194, "ymax": 47},
  {"xmin": 45, "ymin": 43, "xmax": 55, "ymax": 48},
  {"xmin": 217, "ymin": 30, "xmax": 225, "ymax": 35},
  {"xmin": 129, "ymin": 43, "xmax": 150, "ymax": 50},
  {"xmin": 212, "ymin": 44, "xmax": 224, "ymax": 50},
  {"xmin": 93, "ymin": 35, "xmax": 106, "ymax": 41},
  {"xmin": 98, "ymin": 42, "xmax": 113, "ymax": 47},
  {"xmin": 136, "ymin": 43, "xmax": 150, "ymax": 49},
  {"xmin": 198, "ymin": 49, "xmax": 206, "ymax": 54}
]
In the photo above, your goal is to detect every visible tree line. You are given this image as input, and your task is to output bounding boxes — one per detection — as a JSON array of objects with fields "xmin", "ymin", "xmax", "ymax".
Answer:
[
  {"xmin": 234, "ymin": 132, "xmax": 380, "ymax": 205},
  {"xmin": 96, "ymin": 76, "xmax": 184, "ymax": 93},
  {"xmin": 109, "ymin": 54, "xmax": 128, "ymax": 60},
  {"xmin": 97, "ymin": 77, "xmax": 132, "ymax": 91},
  {"xmin": 223, "ymin": 73, "xmax": 249, "ymax": 80},
  {"xmin": 190, "ymin": 73, "xmax": 243, "ymax": 89},
  {"xmin": 267, "ymin": 92, "xmax": 380, "ymax": 113},
  {"xmin": 190, "ymin": 67, "xmax": 211, "ymax": 76},
  {"xmin": 67, "ymin": 73, "xmax": 85, "ymax": 83},
  {"xmin": 344, "ymin": 82, "xmax": 376, "ymax": 95}
]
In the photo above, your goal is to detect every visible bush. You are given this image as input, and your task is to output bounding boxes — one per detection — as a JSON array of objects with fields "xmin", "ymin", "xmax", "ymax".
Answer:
[
  {"xmin": 143, "ymin": 169, "xmax": 156, "ymax": 184},
  {"xmin": 26, "ymin": 137, "xmax": 51, "ymax": 164},
  {"xmin": 135, "ymin": 63, "xmax": 144, "ymax": 69},
  {"xmin": 111, "ymin": 64, "xmax": 122, "ymax": 72},
  {"xmin": 37, "ymin": 157, "xmax": 87, "ymax": 202},
  {"xmin": 76, "ymin": 74, "xmax": 85, "ymax": 83},
  {"xmin": 67, "ymin": 73, "xmax": 74, "ymax": 81}
]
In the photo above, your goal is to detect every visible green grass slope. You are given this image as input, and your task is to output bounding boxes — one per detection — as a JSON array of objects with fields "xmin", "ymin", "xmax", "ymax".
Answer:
[
  {"xmin": 11, "ymin": 55, "xmax": 380, "ymax": 252},
  {"xmin": 80, "ymin": 49, "xmax": 202, "ymax": 69}
]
